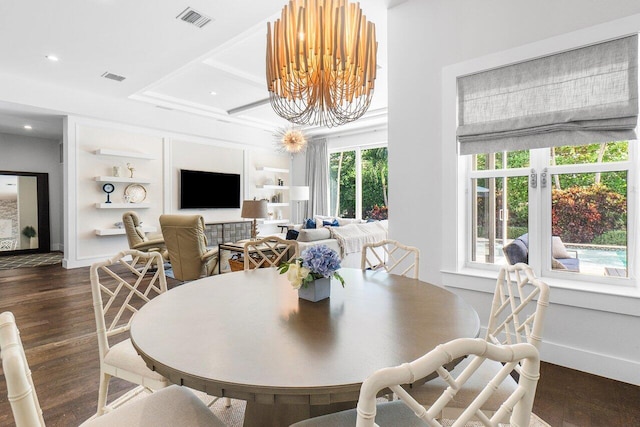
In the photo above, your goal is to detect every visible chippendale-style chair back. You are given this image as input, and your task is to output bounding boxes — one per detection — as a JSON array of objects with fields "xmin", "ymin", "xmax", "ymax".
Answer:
[
  {"xmin": 290, "ymin": 338, "xmax": 540, "ymax": 427},
  {"xmin": 243, "ymin": 236, "xmax": 299, "ymax": 270},
  {"xmin": 89, "ymin": 250, "xmax": 169, "ymax": 415},
  {"xmin": 361, "ymin": 239, "xmax": 420, "ymax": 279},
  {"xmin": 0, "ymin": 310, "xmax": 227, "ymax": 427},
  {"xmin": 488, "ymin": 263, "xmax": 550, "ymax": 353}
]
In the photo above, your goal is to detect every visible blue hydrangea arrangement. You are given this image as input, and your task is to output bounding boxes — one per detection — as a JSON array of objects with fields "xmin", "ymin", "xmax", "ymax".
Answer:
[{"xmin": 278, "ymin": 245, "xmax": 345, "ymax": 289}]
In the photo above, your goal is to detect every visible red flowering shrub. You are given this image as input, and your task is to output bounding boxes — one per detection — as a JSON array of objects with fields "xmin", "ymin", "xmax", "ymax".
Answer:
[
  {"xmin": 367, "ymin": 204, "xmax": 388, "ymax": 220},
  {"xmin": 552, "ymin": 184, "xmax": 626, "ymax": 243}
]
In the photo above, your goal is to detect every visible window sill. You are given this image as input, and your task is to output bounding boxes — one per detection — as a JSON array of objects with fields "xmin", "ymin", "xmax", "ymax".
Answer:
[{"xmin": 441, "ymin": 267, "xmax": 640, "ymax": 317}]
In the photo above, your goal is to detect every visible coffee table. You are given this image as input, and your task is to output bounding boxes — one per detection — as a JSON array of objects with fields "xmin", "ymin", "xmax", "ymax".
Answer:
[{"xmin": 130, "ymin": 268, "xmax": 480, "ymax": 426}]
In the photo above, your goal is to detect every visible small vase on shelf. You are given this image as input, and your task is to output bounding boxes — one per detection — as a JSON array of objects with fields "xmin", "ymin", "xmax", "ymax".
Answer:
[{"xmin": 298, "ymin": 277, "xmax": 331, "ymax": 302}]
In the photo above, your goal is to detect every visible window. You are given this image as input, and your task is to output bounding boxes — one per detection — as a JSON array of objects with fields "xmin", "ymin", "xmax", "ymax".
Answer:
[
  {"xmin": 468, "ymin": 141, "xmax": 631, "ymax": 278},
  {"xmin": 329, "ymin": 146, "xmax": 388, "ymax": 220}
]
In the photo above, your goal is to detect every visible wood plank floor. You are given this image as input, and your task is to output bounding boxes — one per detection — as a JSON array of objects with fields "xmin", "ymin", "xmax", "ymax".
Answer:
[{"xmin": 0, "ymin": 263, "xmax": 638, "ymax": 426}]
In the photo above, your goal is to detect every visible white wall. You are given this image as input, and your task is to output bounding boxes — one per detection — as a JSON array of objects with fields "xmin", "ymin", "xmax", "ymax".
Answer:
[
  {"xmin": 63, "ymin": 116, "xmax": 288, "ymax": 268},
  {"xmin": 0, "ymin": 133, "xmax": 63, "ymax": 251},
  {"xmin": 388, "ymin": 0, "xmax": 640, "ymax": 384}
]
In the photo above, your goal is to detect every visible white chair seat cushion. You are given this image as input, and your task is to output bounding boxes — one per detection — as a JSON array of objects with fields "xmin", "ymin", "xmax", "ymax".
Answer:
[
  {"xmin": 103, "ymin": 338, "xmax": 166, "ymax": 382},
  {"xmin": 290, "ymin": 400, "xmax": 426, "ymax": 426},
  {"xmin": 81, "ymin": 385, "xmax": 225, "ymax": 427},
  {"xmin": 407, "ymin": 356, "xmax": 518, "ymax": 413}
]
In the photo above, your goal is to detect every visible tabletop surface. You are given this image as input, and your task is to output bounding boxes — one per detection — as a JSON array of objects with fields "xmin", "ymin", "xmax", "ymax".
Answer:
[{"xmin": 130, "ymin": 268, "xmax": 480, "ymax": 399}]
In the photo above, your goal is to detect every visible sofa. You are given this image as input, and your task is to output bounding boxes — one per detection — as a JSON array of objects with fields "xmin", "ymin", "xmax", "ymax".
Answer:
[
  {"xmin": 288, "ymin": 218, "xmax": 389, "ymax": 268},
  {"xmin": 503, "ymin": 233, "xmax": 579, "ymax": 272}
]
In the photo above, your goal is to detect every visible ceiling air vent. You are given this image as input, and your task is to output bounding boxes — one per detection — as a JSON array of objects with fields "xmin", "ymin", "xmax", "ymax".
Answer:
[
  {"xmin": 101, "ymin": 72, "xmax": 126, "ymax": 82},
  {"xmin": 176, "ymin": 7, "xmax": 213, "ymax": 28}
]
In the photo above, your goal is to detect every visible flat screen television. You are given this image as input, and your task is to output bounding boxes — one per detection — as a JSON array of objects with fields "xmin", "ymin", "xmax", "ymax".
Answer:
[{"xmin": 180, "ymin": 169, "xmax": 241, "ymax": 209}]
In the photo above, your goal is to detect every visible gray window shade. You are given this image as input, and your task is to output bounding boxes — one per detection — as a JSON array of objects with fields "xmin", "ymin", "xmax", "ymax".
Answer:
[{"xmin": 457, "ymin": 35, "xmax": 638, "ymax": 155}]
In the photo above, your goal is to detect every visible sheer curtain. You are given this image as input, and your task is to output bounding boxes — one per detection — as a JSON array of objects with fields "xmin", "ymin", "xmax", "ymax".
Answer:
[{"xmin": 304, "ymin": 138, "xmax": 329, "ymax": 219}]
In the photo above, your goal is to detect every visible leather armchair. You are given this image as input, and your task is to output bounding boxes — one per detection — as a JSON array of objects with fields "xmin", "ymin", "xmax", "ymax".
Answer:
[
  {"xmin": 159, "ymin": 214, "xmax": 219, "ymax": 281},
  {"xmin": 122, "ymin": 211, "xmax": 167, "ymax": 256}
]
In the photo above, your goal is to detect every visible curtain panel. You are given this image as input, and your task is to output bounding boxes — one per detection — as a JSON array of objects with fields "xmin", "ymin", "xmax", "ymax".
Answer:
[
  {"xmin": 457, "ymin": 35, "xmax": 638, "ymax": 155},
  {"xmin": 305, "ymin": 138, "xmax": 329, "ymax": 218}
]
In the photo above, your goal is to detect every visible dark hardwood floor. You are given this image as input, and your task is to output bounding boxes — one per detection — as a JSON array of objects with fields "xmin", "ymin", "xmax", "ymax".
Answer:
[{"xmin": 0, "ymin": 263, "xmax": 638, "ymax": 426}]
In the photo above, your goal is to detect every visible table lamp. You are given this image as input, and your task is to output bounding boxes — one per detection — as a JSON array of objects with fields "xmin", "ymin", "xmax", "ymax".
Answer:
[
  {"xmin": 241, "ymin": 199, "xmax": 268, "ymax": 240},
  {"xmin": 290, "ymin": 186, "xmax": 309, "ymax": 224}
]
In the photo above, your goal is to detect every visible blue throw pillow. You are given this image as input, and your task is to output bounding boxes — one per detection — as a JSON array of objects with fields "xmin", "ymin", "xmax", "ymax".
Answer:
[
  {"xmin": 304, "ymin": 218, "xmax": 316, "ymax": 229},
  {"xmin": 285, "ymin": 229, "xmax": 299, "ymax": 240},
  {"xmin": 322, "ymin": 219, "xmax": 339, "ymax": 227}
]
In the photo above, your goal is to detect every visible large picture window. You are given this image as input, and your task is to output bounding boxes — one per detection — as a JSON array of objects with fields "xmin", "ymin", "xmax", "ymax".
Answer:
[
  {"xmin": 468, "ymin": 142, "xmax": 631, "ymax": 279},
  {"xmin": 329, "ymin": 146, "xmax": 388, "ymax": 220}
]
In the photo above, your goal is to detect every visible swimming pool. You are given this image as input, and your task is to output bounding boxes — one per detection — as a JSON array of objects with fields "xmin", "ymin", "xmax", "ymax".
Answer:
[{"xmin": 569, "ymin": 246, "xmax": 627, "ymax": 269}]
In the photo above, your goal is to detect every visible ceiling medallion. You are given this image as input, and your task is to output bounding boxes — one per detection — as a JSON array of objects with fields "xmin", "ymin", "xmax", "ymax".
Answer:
[
  {"xmin": 274, "ymin": 127, "xmax": 308, "ymax": 154},
  {"xmin": 266, "ymin": 0, "xmax": 377, "ymax": 128}
]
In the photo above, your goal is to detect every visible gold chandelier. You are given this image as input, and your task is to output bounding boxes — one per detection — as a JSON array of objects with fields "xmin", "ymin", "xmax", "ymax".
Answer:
[{"xmin": 266, "ymin": 0, "xmax": 377, "ymax": 128}]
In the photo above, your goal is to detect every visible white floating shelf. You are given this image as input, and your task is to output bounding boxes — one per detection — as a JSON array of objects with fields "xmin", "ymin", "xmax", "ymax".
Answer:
[
  {"xmin": 95, "ymin": 226, "xmax": 157, "ymax": 236},
  {"xmin": 95, "ymin": 176, "xmax": 151, "ymax": 184},
  {"xmin": 267, "ymin": 203, "xmax": 289, "ymax": 207},
  {"xmin": 258, "ymin": 167, "xmax": 289, "ymax": 174},
  {"xmin": 94, "ymin": 149, "xmax": 155, "ymax": 160},
  {"xmin": 262, "ymin": 219, "xmax": 289, "ymax": 224},
  {"xmin": 95, "ymin": 202, "xmax": 151, "ymax": 209},
  {"xmin": 258, "ymin": 185, "xmax": 290, "ymax": 190}
]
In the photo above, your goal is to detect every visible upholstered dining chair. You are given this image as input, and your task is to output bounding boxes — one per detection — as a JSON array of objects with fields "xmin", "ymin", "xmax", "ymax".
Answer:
[
  {"xmin": 159, "ymin": 214, "xmax": 219, "ymax": 281},
  {"xmin": 122, "ymin": 211, "xmax": 167, "ymax": 256},
  {"xmin": 89, "ymin": 250, "xmax": 169, "ymax": 416},
  {"xmin": 290, "ymin": 338, "xmax": 540, "ymax": 427},
  {"xmin": 0, "ymin": 311, "xmax": 226, "ymax": 427},
  {"xmin": 361, "ymin": 239, "xmax": 420, "ymax": 279},
  {"xmin": 243, "ymin": 235, "xmax": 299, "ymax": 270},
  {"xmin": 404, "ymin": 262, "xmax": 549, "ymax": 421}
]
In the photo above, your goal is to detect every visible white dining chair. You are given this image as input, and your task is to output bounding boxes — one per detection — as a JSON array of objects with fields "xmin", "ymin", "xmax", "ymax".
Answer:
[
  {"xmin": 290, "ymin": 337, "xmax": 540, "ymax": 427},
  {"xmin": 243, "ymin": 235, "xmax": 299, "ymax": 269},
  {"xmin": 0, "ymin": 311, "xmax": 226, "ymax": 427},
  {"xmin": 406, "ymin": 262, "xmax": 549, "ymax": 420},
  {"xmin": 89, "ymin": 249, "xmax": 170, "ymax": 416},
  {"xmin": 361, "ymin": 239, "xmax": 420, "ymax": 279}
]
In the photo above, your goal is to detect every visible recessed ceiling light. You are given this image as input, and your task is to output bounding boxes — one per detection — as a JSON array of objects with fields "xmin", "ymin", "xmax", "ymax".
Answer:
[
  {"xmin": 46, "ymin": 55, "xmax": 59, "ymax": 62},
  {"xmin": 209, "ymin": 91, "xmax": 217, "ymax": 96},
  {"xmin": 23, "ymin": 125, "xmax": 32, "ymax": 130}
]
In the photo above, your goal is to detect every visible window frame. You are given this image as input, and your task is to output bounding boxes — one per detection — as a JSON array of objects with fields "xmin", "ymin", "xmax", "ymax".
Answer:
[
  {"xmin": 465, "ymin": 146, "xmax": 636, "ymax": 287},
  {"xmin": 328, "ymin": 143, "xmax": 388, "ymax": 220}
]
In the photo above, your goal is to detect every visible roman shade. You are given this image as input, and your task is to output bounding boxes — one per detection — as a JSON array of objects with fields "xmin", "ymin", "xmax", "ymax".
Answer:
[{"xmin": 457, "ymin": 35, "xmax": 638, "ymax": 155}]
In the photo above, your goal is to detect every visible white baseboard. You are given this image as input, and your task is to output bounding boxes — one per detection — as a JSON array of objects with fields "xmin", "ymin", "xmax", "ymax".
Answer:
[
  {"xmin": 477, "ymin": 326, "xmax": 640, "ymax": 386},
  {"xmin": 541, "ymin": 340, "xmax": 640, "ymax": 386}
]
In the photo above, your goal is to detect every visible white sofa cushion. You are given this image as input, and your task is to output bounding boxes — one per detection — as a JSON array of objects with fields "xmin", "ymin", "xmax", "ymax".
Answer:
[{"xmin": 298, "ymin": 228, "xmax": 332, "ymax": 242}]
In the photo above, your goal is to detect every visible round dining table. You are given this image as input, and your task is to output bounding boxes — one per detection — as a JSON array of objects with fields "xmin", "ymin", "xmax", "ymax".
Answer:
[{"xmin": 130, "ymin": 267, "xmax": 480, "ymax": 427}]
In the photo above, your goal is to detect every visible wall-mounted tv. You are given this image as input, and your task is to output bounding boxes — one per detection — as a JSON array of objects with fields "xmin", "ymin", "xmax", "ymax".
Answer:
[{"xmin": 180, "ymin": 169, "xmax": 241, "ymax": 209}]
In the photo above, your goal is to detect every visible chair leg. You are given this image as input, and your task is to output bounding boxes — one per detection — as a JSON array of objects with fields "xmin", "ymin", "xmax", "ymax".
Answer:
[
  {"xmin": 224, "ymin": 397, "xmax": 231, "ymax": 408},
  {"xmin": 96, "ymin": 371, "xmax": 111, "ymax": 416}
]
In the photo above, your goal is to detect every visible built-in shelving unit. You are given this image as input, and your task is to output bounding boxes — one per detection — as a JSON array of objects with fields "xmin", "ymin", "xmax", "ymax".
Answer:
[
  {"xmin": 95, "ymin": 226, "xmax": 157, "ymax": 236},
  {"xmin": 95, "ymin": 203, "xmax": 151, "ymax": 209},
  {"xmin": 94, "ymin": 148, "xmax": 156, "ymax": 160},
  {"xmin": 256, "ymin": 165, "xmax": 290, "ymax": 224}
]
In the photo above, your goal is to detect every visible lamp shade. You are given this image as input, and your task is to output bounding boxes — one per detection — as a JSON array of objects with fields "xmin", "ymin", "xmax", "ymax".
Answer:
[
  {"xmin": 290, "ymin": 186, "xmax": 310, "ymax": 201},
  {"xmin": 241, "ymin": 199, "xmax": 268, "ymax": 219}
]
